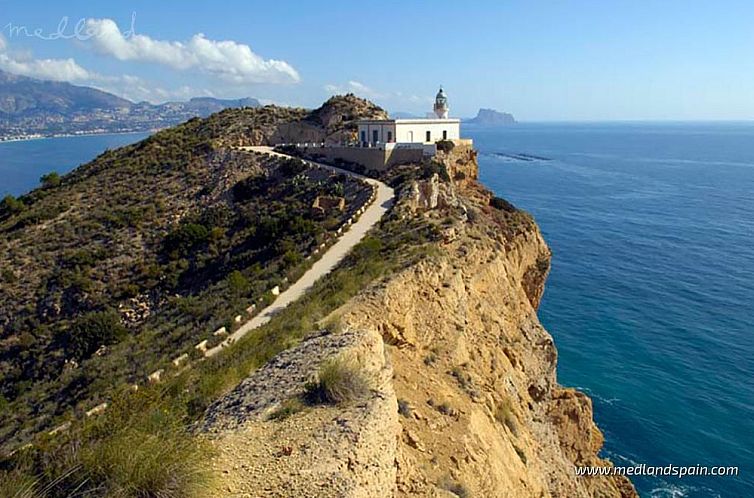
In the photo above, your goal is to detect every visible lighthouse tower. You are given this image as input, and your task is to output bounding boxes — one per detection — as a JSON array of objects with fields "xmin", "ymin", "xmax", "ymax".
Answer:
[{"xmin": 433, "ymin": 87, "xmax": 449, "ymax": 119}]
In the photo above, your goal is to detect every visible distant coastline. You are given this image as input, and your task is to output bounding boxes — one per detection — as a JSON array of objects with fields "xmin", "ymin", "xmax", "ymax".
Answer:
[{"xmin": 0, "ymin": 129, "xmax": 157, "ymax": 145}]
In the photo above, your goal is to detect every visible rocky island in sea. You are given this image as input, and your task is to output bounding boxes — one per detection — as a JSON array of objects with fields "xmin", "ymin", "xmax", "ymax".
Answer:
[{"xmin": 467, "ymin": 107, "xmax": 517, "ymax": 125}]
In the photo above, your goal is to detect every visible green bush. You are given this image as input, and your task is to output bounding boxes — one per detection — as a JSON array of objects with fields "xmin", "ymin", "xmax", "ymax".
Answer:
[
  {"xmin": 226, "ymin": 270, "xmax": 249, "ymax": 295},
  {"xmin": 1, "ymin": 195, "xmax": 25, "ymax": 216},
  {"xmin": 40, "ymin": 172, "xmax": 61, "ymax": 189},
  {"xmin": 422, "ymin": 161, "xmax": 450, "ymax": 182},
  {"xmin": 304, "ymin": 356, "xmax": 371, "ymax": 405},
  {"xmin": 436, "ymin": 139, "xmax": 455, "ymax": 153},
  {"xmin": 490, "ymin": 196, "xmax": 516, "ymax": 212},
  {"xmin": 63, "ymin": 310, "xmax": 127, "ymax": 360},
  {"xmin": 163, "ymin": 223, "xmax": 210, "ymax": 257}
]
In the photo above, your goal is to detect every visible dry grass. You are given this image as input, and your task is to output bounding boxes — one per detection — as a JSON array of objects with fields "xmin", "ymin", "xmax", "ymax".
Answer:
[{"xmin": 304, "ymin": 356, "xmax": 371, "ymax": 405}]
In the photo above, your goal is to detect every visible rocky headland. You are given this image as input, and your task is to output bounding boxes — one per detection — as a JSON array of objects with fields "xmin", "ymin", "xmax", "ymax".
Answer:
[{"xmin": 200, "ymin": 142, "xmax": 636, "ymax": 497}]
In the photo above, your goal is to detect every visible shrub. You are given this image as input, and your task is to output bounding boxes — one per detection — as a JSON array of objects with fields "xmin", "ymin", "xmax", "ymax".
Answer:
[
  {"xmin": 226, "ymin": 270, "xmax": 250, "ymax": 295},
  {"xmin": 436, "ymin": 139, "xmax": 455, "ymax": 153},
  {"xmin": 490, "ymin": 196, "xmax": 516, "ymax": 212},
  {"xmin": 40, "ymin": 171, "xmax": 61, "ymax": 188},
  {"xmin": 494, "ymin": 397, "xmax": 518, "ymax": 436},
  {"xmin": 0, "ymin": 471, "xmax": 38, "ymax": 498},
  {"xmin": 64, "ymin": 309, "xmax": 127, "ymax": 360},
  {"xmin": 79, "ymin": 425, "xmax": 209, "ymax": 497},
  {"xmin": 1, "ymin": 195, "xmax": 25, "ymax": 216},
  {"xmin": 163, "ymin": 223, "xmax": 210, "ymax": 257},
  {"xmin": 438, "ymin": 476, "xmax": 470, "ymax": 497},
  {"xmin": 267, "ymin": 397, "xmax": 305, "ymax": 421},
  {"xmin": 421, "ymin": 161, "xmax": 450, "ymax": 182},
  {"xmin": 304, "ymin": 356, "xmax": 371, "ymax": 405}
]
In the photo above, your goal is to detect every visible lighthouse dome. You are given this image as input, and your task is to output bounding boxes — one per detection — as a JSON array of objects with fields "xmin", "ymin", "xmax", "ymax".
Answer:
[{"xmin": 433, "ymin": 87, "xmax": 449, "ymax": 118}]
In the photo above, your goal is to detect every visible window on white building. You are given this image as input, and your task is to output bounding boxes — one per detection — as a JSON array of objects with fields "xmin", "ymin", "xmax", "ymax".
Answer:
[
  {"xmin": 361, "ymin": 131, "xmax": 366, "ymax": 143},
  {"xmin": 387, "ymin": 131, "xmax": 393, "ymax": 142},
  {"xmin": 426, "ymin": 130, "xmax": 431, "ymax": 142},
  {"xmin": 443, "ymin": 130, "xmax": 448, "ymax": 140},
  {"xmin": 373, "ymin": 130, "xmax": 379, "ymax": 143}
]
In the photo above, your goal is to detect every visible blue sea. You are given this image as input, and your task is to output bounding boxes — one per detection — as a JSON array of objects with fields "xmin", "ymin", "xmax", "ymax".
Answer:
[
  {"xmin": 469, "ymin": 123, "xmax": 754, "ymax": 498},
  {"xmin": 0, "ymin": 132, "xmax": 150, "ymax": 197},
  {"xmin": 1, "ymin": 125, "xmax": 752, "ymax": 497}
]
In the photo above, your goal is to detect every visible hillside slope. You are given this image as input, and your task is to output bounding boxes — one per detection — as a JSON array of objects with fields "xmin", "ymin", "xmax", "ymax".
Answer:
[{"xmin": 0, "ymin": 95, "xmax": 386, "ymax": 452}]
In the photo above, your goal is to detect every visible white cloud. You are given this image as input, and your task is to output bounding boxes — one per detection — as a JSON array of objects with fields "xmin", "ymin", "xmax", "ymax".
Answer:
[
  {"xmin": 324, "ymin": 81, "xmax": 432, "ymax": 112},
  {"xmin": 0, "ymin": 54, "xmax": 94, "ymax": 82},
  {"xmin": 324, "ymin": 80, "xmax": 383, "ymax": 98},
  {"xmin": 0, "ymin": 36, "xmax": 218, "ymax": 103},
  {"xmin": 0, "ymin": 34, "xmax": 95, "ymax": 81},
  {"xmin": 84, "ymin": 18, "xmax": 300, "ymax": 85}
]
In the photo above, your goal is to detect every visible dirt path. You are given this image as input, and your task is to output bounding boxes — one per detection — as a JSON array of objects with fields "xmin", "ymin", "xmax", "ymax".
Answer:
[{"xmin": 205, "ymin": 146, "xmax": 394, "ymax": 357}]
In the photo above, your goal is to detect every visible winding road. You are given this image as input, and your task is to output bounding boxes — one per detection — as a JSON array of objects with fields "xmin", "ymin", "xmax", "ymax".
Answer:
[{"xmin": 205, "ymin": 146, "xmax": 395, "ymax": 357}]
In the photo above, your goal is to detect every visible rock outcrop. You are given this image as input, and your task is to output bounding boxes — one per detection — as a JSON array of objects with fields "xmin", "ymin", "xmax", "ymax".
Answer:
[{"xmin": 202, "ymin": 328, "xmax": 399, "ymax": 497}]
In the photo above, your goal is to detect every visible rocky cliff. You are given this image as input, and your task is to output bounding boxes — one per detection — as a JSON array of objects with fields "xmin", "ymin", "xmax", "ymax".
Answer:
[{"xmin": 201, "ymin": 145, "xmax": 636, "ymax": 497}]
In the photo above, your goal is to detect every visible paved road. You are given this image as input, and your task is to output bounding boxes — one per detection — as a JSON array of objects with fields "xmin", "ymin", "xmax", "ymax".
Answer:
[{"xmin": 205, "ymin": 146, "xmax": 395, "ymax": 357}]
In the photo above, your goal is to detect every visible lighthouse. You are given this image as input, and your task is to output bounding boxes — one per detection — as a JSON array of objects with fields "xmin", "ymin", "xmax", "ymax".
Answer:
[{"xmin": 433, "ymin": 87, "xmax": 449, "ymax": 119}]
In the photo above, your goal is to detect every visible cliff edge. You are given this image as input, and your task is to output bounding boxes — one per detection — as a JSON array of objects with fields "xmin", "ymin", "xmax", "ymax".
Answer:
[{"xmin": 201, "ymin": 143, "xmax": 636, "ymax": 497}]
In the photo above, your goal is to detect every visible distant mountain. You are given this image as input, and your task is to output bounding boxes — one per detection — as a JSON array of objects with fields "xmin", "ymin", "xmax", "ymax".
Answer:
[
  {"xmin": 0, "ymin": 70, "xmax": 132, "ymax": 116},
  {"xmin": 159, "ymin": 96, "xmax": 261, "ymax": 115},
  {"xmin": 0, "ymin": 70, "xmax": 260, "ymax": 139},
  {"xmin": 466, "ymin": 108, "xmax": 516, "ymax": 125}
]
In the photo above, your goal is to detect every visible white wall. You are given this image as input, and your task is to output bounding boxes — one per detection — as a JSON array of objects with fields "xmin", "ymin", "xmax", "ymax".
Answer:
[
  {"xmin": 394, "ymin": 120, "xmax": 460, "ymax": 143},
  {"xmin": 357, "ymin": 122, "xmax": 396, "ymax": 145},
  {"xmin": 357, "ymin": 119, "xmax": 460, "ymax": 145}
]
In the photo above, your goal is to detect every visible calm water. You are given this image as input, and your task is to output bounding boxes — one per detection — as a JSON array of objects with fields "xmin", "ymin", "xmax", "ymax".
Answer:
[
  {"xmin": 0, "ymin": 133, "xmax": 150, "ymax": 197},
  {"xmin": 469, "ymin": 123, "xmax": 754, "ymax": 497},
  {"xmin": 1, "ymin": 126, "xmax": 751, "ymax": 496}
]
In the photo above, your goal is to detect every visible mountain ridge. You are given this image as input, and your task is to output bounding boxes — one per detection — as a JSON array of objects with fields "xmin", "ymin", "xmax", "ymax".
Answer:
[{"xmin": 0, "ymin": 69, "xmax": 261, "ymax": 138}]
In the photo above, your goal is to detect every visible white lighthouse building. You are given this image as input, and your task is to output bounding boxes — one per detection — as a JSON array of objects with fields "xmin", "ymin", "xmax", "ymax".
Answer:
[{"xmin": 356, "ymin": 87, "xmax": 461, "ymax": 146}]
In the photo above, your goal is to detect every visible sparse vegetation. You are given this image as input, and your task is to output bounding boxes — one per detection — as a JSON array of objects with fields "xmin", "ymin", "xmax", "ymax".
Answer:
[
  {"xmin": 40, "ymin": 171, "xmax": 61, "ymax": 189},
  {"xmin": 422, "ymin": 160, "xmax": 450, "ymax": 182},
  {"xmin": 267, "ymin": 397, "xmax": 305, "ymax": 421},
  {"xmin": 60, "ymin": 309, "xmax": 128, "ymax": 360},
  {"xmin": 304, "ymin": 356, "xmax": 371, "ymax": 405},
  {"xmin": 439, "ymin": 475, "xmax": 471, "ymax": 497},
  {"xmin": 494, "ymin": 397, "xmax": 519, "ymax": 436},
  {"xmin": 436, "ymin": 139, "xmax": 455, "ymax": 153},
  {"xmin": 490, "ymin": 196, "xmax": 516, "ymax": 212}
]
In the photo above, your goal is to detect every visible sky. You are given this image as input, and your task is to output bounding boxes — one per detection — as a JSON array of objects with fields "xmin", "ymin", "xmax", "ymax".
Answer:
[{"xmin": 1, "ymin": 0, "xmax": 754, "ymax": 121}]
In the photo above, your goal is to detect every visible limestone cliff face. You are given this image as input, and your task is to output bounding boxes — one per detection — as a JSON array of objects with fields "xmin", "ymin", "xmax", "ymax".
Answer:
[
  {"xmin": 202, "ymin": 148, "xmax": 636, "ymax": 497},
  {"xmin": 338, "ymin": 163, "xmax": 635, "ymax": 497}
]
